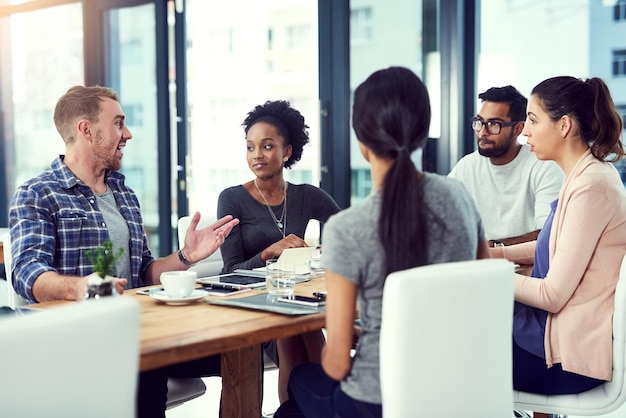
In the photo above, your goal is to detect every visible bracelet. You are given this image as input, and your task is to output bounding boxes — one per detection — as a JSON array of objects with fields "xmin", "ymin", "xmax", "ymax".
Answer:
[
  {"xmin": 493, "ymin": 241, "xmax": 505, "ymax": 248},
  {"xmin": 178, "ymin": 248, "xmax": 196, "ymax": 267}
]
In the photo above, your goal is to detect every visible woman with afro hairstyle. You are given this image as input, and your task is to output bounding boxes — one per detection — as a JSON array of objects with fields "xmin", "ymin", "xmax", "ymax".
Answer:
[{"xmin": 217, "ymin": 99, "xmax": 341, "ymax": 403}]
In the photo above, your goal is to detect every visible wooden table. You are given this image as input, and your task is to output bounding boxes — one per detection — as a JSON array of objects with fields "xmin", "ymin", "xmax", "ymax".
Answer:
[{"xmin": 34, "ymin": 277, "xmax": 327, "ymax": 418}]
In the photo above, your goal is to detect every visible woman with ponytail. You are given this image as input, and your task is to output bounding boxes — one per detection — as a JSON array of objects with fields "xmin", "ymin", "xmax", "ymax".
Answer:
[
  {"xmin": 493, "ymin": 76, "xmax": 626, "ymax": 402},
  {"xmin": 274, "ymin": 67, "xmax": 489, "ymax": 417}
]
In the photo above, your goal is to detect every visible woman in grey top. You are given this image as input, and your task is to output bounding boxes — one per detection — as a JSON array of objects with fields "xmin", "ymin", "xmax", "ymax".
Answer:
[
  {"xmin": 275, "ymin": 67, "xmax": 489, "ymax": 417},
  {"xmin": 217, "ymin": 100, "xmax": 340, "ymax": 404}
]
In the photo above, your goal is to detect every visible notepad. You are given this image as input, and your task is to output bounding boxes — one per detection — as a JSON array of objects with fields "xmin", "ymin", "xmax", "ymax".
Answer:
[{"xmin": 276, "ymin": 247, "xmax": 316, "ymax": 274}]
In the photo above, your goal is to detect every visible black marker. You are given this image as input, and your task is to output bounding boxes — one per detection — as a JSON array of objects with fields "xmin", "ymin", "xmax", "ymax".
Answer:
[{"xmin": 202, "ymin": 283, "xmax": 249, "ymax": 291}]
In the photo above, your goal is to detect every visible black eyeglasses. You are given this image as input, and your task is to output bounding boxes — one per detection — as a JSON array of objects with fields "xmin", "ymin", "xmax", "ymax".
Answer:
[{"xmin": 471, "ymin": 117, "xmax": 520, "ymax": 135}]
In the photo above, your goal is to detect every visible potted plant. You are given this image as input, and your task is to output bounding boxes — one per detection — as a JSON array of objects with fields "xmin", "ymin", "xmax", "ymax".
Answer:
[{"xmin": 84, "ymin": 240, "xmax": 124, "ymax": 299}]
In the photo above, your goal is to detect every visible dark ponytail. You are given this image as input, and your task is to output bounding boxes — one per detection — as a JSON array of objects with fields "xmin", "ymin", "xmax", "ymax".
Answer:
[
  {"xmin": 586, "ymin": 78, "xmax": 624, "ymax": 161},
  {"xmin": 352, "ymin": 67, "xmax": 431, "ymax": 276}
]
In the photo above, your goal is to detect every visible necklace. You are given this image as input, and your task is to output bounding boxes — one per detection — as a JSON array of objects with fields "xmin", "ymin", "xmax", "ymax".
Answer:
[{"xmin": 254, "ymin": 178, "xmax": 287, "ymax": 238}]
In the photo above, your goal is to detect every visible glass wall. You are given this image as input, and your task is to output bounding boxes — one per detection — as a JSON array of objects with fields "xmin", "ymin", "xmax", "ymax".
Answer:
[
  {"xmin": 477, "ymin": 1, "xmax": 626, "ymax": 181},
  {"xmin": 478, "ymin": 1, "xmax": 590, "ymax": 100},
  {"xmin": 349, "ymin": 0, "xmax": 428, "ymax": 204},
  {"xmin": 3, "ymin": 0, "xmax": 622, "ymax": 247},
  {"xmin": 0, "ymin": 1, "xmax": 162, "ymax": 252},
  {"xmin": 1, "ymin": 3, "xmax": 84, "ymax": 196},
  {"xmin": 104, "ymin": 3, "xmax": 160, "ymax": 252}
]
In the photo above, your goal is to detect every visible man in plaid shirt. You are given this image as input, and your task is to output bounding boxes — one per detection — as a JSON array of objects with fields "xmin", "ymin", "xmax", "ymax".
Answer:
[{"xmin": 8, "ymin": 85, "xmax": 238, "ymax": 418}]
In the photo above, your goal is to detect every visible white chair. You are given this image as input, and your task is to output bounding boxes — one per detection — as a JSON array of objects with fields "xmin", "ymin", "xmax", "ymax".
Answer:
[
  {"xmin": 380, "ymin": 258, "xmax": 515, "ymax": 417},
  {"xmin": 0, "ymin": 296, "xmax": 141, "ymax": 418},
  {"xmin": 1, "ymin": 232, "xmax": 29, "ymax": 307},
  {"xmin": 178, "ymin": 214, "xmax": 224, "ymax": 278},
  {"xmin": 2, "ymin": 231, "xmax": 207, "ymax": 410},
  {"xmin": 513, "ymin": 253, "xmax": 626, "ymax": 416}
]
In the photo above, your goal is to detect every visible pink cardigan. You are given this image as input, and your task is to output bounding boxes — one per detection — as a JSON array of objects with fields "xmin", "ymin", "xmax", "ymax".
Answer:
[{"xmin": 511, "ymin": 150, "xmax": 626, "ymax": 381}]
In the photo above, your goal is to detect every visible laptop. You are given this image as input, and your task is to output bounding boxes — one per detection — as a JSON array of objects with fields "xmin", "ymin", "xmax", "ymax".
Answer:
[{"xmin": 197, "ymin": 247, "xmax": 317, "ymax": 288}]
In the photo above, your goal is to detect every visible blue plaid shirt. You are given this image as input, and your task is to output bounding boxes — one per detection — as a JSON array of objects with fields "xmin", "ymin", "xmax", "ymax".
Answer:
[{"xmin": 9, "ymin": 156, "xmax": 154, "ymax": 303}]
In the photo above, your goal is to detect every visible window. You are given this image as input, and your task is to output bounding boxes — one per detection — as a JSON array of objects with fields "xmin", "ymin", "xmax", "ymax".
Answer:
[
  {"xmin": 206, "ymin": 28, "xmax": 235, "ymax": 54},
  {"xmin": 479, "ymin": 2, "xmax": 624, "ymax": 188},
  {"xmin": 613, "ymin": 49, "xmax": 626, "ymax": 76},
  {"xmin": 1, "ymin": 3, "xmax": 84, "ymax": 193},
  {"xmin": 350, "ymin": 7, "xmax": 372, "ymax": 43},
  {"xmin": 185, "ymin": 0, "xmax": 320, "ymax": 227},
  {"xmin": 349, "ymin": 1, "xmax": 424, "ymax": 204},
  {"xmin": 286, "ymin": 24, "xmax": 309, "ymax": 49},
  {"xmin": 615, "ymin": 0, "xmax": 626, "ymax": 21},
  {"xmin": 122, "ymin": 103, "xmax": 144, "ymax": 127},
  {"xmin": 105, "ymin": 4, "xmax": 159, "ymax": 252},
  {"xmin": 617, "ymin": 104, "xmax": 626, "ymax": 129},
  {"xmin": 120, "ymin": 38, "xmax": 142, "ymax": 66}
]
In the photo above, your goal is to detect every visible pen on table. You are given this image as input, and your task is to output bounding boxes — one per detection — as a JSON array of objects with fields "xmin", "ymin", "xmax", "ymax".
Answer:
[{"xmin": 202, "ymin": 283, "xmax": 249, "ymax": 291}]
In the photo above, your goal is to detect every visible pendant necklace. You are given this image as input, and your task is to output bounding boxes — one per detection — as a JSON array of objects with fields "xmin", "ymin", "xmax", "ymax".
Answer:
[{"xmin": 254, "ymin": 178, "xmax": 287, "ymax": 238}]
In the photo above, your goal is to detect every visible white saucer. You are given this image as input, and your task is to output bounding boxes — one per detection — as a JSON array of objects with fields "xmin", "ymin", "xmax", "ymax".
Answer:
[{"xmin": 150, "ymin": 289, "xmax": 208, "ymax": 305}]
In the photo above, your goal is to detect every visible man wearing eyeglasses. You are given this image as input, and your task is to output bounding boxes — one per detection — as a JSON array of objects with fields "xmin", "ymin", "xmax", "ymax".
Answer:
[{"xmin": 449, "ymin": 85, "xmax": 564, "ymax": 247}]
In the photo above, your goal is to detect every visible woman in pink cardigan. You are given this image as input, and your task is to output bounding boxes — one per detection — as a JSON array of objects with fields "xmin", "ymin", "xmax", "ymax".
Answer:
[{"xmin": 494, "ymin": 76, "xmax": 626, "ymax": 398}]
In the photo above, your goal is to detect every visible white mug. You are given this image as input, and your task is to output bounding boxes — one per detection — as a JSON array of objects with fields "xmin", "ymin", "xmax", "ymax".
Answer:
[{"xmin": 160, "ymin": 271, "xmax": 198, "ymax": 298}]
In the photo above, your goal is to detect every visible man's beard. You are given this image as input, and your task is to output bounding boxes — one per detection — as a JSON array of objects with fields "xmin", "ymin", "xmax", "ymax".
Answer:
[
  {"xmin": 477, "ymin": 131, "xmax": 516, "ymax": 158},
  {"xmin": 93, "ymin": 130, "xmax": 122, "ymax": 171}
]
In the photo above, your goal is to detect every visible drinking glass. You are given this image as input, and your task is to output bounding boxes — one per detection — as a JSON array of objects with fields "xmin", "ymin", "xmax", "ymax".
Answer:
[
  {"xmin": 308, "ymin": 245, "xmax": 324, "ymax": 278},
  {"xmin": 266, "ymin": 259, "xmax": 296, "ymax": 296}
]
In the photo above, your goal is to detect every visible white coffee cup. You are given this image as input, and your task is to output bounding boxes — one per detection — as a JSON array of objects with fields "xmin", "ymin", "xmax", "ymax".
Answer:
[{"xmin": 160, "ymin": 271, "xmax": 198, "ymax": 298}]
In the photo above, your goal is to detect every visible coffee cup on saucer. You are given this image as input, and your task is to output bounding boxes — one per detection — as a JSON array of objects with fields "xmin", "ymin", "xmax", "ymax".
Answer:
[{"xmin": 160, "ymin": 271, "xmax": 198, "ymax": 299}]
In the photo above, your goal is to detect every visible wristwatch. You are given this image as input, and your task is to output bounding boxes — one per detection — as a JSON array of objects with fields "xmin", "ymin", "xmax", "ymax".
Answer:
[
  {"xmin": 178, "ymin": 248, "xmax": 196, "ymax": 267},
  {"xmin": 493, "ymin": 241, "xmax": 505, "ymax": 248}
]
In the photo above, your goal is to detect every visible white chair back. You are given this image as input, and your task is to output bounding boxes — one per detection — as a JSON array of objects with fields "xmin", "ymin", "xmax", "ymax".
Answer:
[
  {"xmin": 380, "ymin": 258, "xmax": 515, "ymax": 417},
  {"xmin": 0, "ymin": 297, "xmax": 141, "ymax": 418},
  {"xmin": 178, "ymin": 214, "xmax": 223, "ymax": 277},
  {"xmin": 513, "ymin": 252, "xmax": 626, "ymax": 416},
  {"xmin": 1, "ymin": 232, "xmax": 29, "ymax": 307}
]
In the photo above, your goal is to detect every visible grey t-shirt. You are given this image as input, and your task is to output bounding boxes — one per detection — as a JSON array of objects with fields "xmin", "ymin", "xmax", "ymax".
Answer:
[
  {"xmin": 94, "ymin": 188, "xmax": 131, "ymax": 285},
  {"xmin": 322, "ymin": 172, "xmax": 485, "ymax": 404},
  {"xmin": 448, "ymin": 145, "xmax": 563, "ymax": 240}
]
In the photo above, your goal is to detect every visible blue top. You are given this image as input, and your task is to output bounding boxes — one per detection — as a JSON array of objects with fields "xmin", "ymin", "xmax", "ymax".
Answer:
[
  {"xmin": 9, "ymin": 156, "xmax": 154, "ymax": 302},
  {"xmin": 513, "ymin": 198, "xmax": 558, "ymax": 358}
]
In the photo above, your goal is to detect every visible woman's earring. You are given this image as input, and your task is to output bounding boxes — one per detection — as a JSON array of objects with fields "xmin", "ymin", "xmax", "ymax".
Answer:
[{"xmin": 283, "ymin": 157, "xmax": 288, "ymax": 162}]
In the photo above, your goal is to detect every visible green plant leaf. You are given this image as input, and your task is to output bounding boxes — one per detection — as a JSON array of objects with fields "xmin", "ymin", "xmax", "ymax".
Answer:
[{"xmin": 86, "ymin": 240, "xmax": 125, "ymax": 279}]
